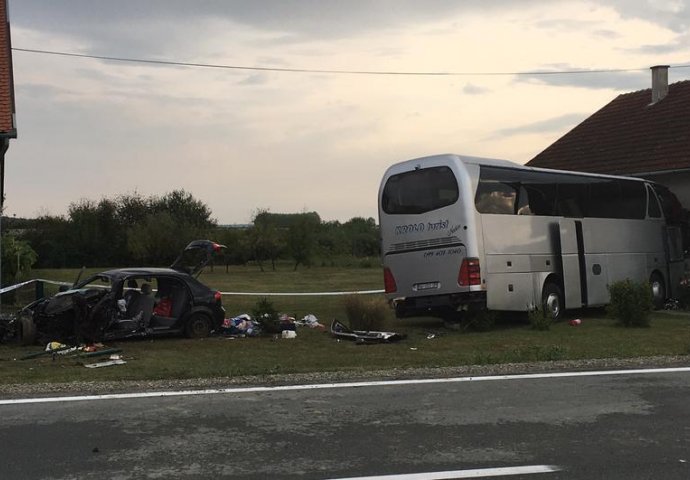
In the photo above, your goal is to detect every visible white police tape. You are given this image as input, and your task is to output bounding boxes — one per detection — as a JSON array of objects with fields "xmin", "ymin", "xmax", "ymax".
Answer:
[
  {"xmin": 220, "ymin": 289, "xmax": 385, "ymax": 296},
  {"xmin": 0, "ymin": 278, "xmax": 384, "ymax": 297},
  {"xmin": 0, "ymin": 278, "xmax": 71, "ymax": 295}
]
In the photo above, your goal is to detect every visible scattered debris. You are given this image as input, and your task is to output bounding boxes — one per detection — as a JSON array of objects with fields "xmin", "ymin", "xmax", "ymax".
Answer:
[
  {"xmin": 569, "ymin": 319, "xmax": 582, "ymax": 326},
  {"xmin": 279, "ymin": 313, "xmax": 296, "ymax": 333},
  {"xmin": 330, "ymin": 319, "xmax": 406, "ymax": 344},
  {"xmin": 281, "ymin": 330, "xmax": 297, "ymax": 339},
  {"xmin": 20, "ymin": 343, "xmax": 121, "ymax": 361},
  {"xmin": 295, "ymin": 314, "xmax": 326, "ymax": 330},
  {"xmin": 84, "ymin": 358, "xmax": 126, "ymax": 368},
  {"xmin": 221, "ymin": 314, "xmax": 259, "ymax": 337}
]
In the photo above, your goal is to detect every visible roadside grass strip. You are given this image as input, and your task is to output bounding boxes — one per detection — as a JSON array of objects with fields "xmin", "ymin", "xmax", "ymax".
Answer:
[{"xmin": 3, "ymin": 366, "xmax": 690, "ymax": 405}]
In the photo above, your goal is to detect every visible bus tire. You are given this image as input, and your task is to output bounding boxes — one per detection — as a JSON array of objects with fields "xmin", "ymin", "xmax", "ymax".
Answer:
[
  {"xmin": 649, "ymin": 272, "xmax": 666, "ymax": 310},
  {"xmin": 542, "ymin": 282, "xmax": 563, "ymax": 321}
]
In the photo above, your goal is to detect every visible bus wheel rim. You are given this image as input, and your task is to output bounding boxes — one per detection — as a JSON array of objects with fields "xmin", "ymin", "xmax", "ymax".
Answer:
[{"xmin": 546, "ymin": 293, "xmax": 560, "ymax": 317}]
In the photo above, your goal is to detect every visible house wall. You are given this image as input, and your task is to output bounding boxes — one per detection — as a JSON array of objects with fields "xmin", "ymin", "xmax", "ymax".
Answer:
[{"xmin": 638, "ymin": 171, "xmax": 690, "ymax": 210}]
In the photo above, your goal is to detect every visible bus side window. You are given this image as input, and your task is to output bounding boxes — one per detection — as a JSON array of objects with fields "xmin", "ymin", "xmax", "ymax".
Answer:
[
  {"xmin": 619, "ymin": 181, "xmax": 646, "ymax": 220},
  {"xmin": 556, "ymin": 181, "xmax": 587, "ymax": 218},
  {"xmin": 516, "ymin": 185, "xmax": 532, "ymax": 215},
  {"xmin": 588, "ymin": 180, "xmax": 621, "ymax": 218},
  {"xmin": 522, "ymin": 182, "xmax": 556, "ymax": 216},
  {"xmin": 646, "ymin": 185, "xmax": 662, "ymax": 218},
  {"xmin": 475, "ymin": 180, "xmax": 517, "ymax": 214},
  {"xmin": 652, "ymin": 184, "xmax": 684, "ymax": 224}
]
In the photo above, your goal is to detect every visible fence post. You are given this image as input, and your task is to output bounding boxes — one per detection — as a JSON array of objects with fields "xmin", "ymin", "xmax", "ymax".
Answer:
[{"xmin": 35, "ymin": 280, "xmax": 44, "ymax": 301}]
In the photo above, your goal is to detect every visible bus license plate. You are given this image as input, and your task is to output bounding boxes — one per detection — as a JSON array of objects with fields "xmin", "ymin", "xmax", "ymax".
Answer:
[{"xmin": 414, "ymin": 281, "xmax": 440, "ymax": 291}]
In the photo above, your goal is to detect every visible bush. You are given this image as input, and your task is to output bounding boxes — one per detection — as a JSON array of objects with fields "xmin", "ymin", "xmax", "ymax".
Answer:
[
  {"xmin": 251, "ymin": 297, "xmax": 281, "ymax": 334},
  {"xmin": 342, "ymin": 295, "xmax": 389, "ymax": 331},
  {"xmin": 607, "ymin": 279, "xmax": 652, "ymax": 327},
  {"xmin": 528, "ymin": 304, "xmax": 551, "ymax": 331}
]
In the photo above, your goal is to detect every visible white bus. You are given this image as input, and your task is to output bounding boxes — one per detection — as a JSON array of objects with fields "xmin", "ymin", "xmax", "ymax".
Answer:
[{"xmin": 378, "ymin": 154, "xmax": 686, "ymax": 321}]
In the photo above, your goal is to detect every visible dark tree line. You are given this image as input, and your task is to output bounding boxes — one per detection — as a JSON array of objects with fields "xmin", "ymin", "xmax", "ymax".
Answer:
[
  {"xmin": 16, "ymin": 190, "xmax": 216, "ymax": 268},
  {"xmin": 215, "ymin": 211, "xmax": 380, "ymax": 271},
  {"xmin": 7, "ymin": 193, "xmax": 380, "ymax": 271}
]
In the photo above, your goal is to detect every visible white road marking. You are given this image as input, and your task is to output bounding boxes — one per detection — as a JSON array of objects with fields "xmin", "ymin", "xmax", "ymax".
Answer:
[
  {"xmin": 324, "ymin": 464, "xmax": 561, "ymax": 479},
  {"xmin": 2, "ymin": 366, "xmax": 690, "ymax": 405}
]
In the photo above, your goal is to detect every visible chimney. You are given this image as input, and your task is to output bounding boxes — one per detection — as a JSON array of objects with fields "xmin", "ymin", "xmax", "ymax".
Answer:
[{"xmin": 650, "ymin": 65, "xmax": 669, "ymax": 104}]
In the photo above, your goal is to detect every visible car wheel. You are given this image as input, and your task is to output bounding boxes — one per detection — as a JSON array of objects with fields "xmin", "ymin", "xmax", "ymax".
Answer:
[
  {"xmin": 20, "ymin": 315, "xmax": 36, "ymax": 346},
  {"xmin": 650, "ymin": 272, "xmax": 666, "ymax": 310},
  {"xmin": 542, "ymin": 282, "xmax": 563, "ymax": 321},
  {"xmin": 185, "ymin": 313, "xmax": 211, "ymax": 338}
]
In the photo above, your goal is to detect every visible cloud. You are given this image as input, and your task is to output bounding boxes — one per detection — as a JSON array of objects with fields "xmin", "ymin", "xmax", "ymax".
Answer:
[
  {"xmin": 463, "ymin": 83, "xmax": 490, "ymax": 95},
  {"xmin": 598, "ymin": 0, "xmax": 690, "ymax": 33},
  {"xmin": 515, "ymin": 69, "xmax": 648, "ymax": 91},
  {"xmin": 625, "ymin": 32, "xmax": 690, "ymax": 55},
  {"xmin": 534, "ymin": 18, "xmax": 599, "ymax": 31},
  {"xmin": 493, "ymin": 113, "xmax": 589, "ymax": 138},
  {"xmin": 10, "ymin": 0, "xmax": 542, "ymax": 53},
  {"xmin": 238, "ymin": 73, "xmax": 268, "ymax": 85}
]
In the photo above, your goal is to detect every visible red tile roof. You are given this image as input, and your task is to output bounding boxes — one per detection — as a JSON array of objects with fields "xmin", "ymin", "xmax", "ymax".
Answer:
[
  {"xmin": 527, "ymin": 80, "xmax": 690, "ymax": 175},
  {"xmin": 0, "ymin": 0, "xmax": 15, "ymax": 137}
]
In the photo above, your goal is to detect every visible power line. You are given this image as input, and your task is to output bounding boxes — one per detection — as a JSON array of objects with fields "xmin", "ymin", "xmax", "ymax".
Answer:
[{"xmin": 13, "ymin": 47, "xmax": 690, "ymax": 76}]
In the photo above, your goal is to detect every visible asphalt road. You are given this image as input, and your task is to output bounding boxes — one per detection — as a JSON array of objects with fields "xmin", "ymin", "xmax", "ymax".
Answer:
[{"xmin": 2, "ymin": 368, "xmax": 690, "ymax": 479}]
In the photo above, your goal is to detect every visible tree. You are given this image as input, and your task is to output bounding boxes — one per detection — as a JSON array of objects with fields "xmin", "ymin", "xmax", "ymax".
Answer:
[
  {"xmin": 248, "ymin": 210, "xmax": 285, "ymax": 271},
  {"xmin": 1, "ymin": 234, "xmax": 37, "ymax": 284},
  {"xmin": 1, "ymin": 234, "xmax": 38, "ymax": 303},
  {"xmin": 213, "ymin": 227, "xmax": 251, "ymax": 267},
  {"xmin": 115, "ymin": 192, "xmax": 152, "ymax": 227},
  {"xmin": 342, "ymin": 217, "xmax": 380, "ymax": 257},
  {"xmin": 127, "ymin": 212, "xmax": 180, "ymax": 265},
  {"xmin": 21, "ymin": 215, "xmax": 72, "ymax": 268},
  {"xmin": 287, "ymin": 212, "xmax": 321, "ymax": 270},
  {"xmin": 152, "ymin": 190, "xmax": 215, "ymax": 230},
  {"xmin": 67, "ymin": 198, "xmax": 127, "ymax": 267}
]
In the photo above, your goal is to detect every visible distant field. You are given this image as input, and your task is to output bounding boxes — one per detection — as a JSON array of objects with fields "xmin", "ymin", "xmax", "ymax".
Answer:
[{"xmin": 2, "ymin": 265, "xmax": 690, "ymax": 385}]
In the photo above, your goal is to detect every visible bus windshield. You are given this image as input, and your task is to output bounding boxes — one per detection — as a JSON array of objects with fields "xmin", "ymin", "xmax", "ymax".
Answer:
[{"xmin": 381, "ymin": 166, "xmax": 459, "ymax": 215}]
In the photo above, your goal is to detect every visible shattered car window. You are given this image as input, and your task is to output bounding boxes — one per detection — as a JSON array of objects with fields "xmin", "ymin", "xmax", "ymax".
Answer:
[{"xmin": 75, "ymin": 274, "xmax": 113, "ymax": 291}]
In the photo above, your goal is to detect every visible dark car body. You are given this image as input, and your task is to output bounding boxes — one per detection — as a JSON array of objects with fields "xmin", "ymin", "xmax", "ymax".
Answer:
[{"xmin": 19, "ymin": 240, "xmax": 226, "ymax": 345}]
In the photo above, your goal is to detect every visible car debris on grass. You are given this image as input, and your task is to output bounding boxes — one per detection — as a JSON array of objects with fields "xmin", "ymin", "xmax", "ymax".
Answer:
[{"xmin": 330, "ymin": 319, "xmax": 406, "ymax": 344}]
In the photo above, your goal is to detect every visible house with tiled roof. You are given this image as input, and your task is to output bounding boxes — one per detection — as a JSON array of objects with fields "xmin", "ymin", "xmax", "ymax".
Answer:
[
  {"xmin": 528, "ymin": 66, "xmax": 690, "ymax": 208},
  {"xmin": 0, "ymin": 0, "xmax": 14, "ymax": 141}
]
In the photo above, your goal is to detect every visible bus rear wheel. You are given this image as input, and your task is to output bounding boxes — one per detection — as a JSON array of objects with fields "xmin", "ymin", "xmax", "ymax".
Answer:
[
  {"xmin": 542, "ymin": 282, "xmax": 563, "ymax": 321},
  {"xmin": 649, "ymin": 273, "xmax": 666, "ymax": 310}
]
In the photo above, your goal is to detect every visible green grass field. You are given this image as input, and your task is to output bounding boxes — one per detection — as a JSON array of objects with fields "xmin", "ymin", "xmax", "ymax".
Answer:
[{"xmin": 1, "ymin": 264, "xmax": 689, "ymax": 385}]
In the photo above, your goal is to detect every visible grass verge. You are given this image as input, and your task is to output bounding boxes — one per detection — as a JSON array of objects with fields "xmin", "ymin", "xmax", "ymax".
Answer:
[
  {"xmin": 3, "ymin": 265, "xmax": 690, "ymax": 385},
  {"xmin": 1, "ymin": 310, "xmax": 690, "ymax": 385}
]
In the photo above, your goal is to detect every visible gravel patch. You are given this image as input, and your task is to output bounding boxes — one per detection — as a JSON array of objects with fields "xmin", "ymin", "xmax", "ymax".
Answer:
[{"xmin": 2, "ymin": 355, "xmax": 690, "ymax": 399}]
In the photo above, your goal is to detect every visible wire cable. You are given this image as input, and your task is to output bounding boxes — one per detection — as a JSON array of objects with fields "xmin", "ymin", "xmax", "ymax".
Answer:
[{"xmin": 13, "ymin": 47, "xmax": 690, "ymax": 76}]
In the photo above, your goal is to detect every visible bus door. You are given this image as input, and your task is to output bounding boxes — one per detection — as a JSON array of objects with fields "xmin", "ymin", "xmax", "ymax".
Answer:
[{"xmin": 558, "ymin": 219, "xmax": 586, "ymax": 309}]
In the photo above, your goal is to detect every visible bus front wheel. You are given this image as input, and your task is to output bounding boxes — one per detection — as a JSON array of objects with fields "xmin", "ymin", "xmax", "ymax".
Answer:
[
  {"xmin": 542, "ymin": 282, "xmax": 563, "ymax": 321},
  {"xmin": 650, "ymin": 273, "xmax": 666, "ymax": 310}
]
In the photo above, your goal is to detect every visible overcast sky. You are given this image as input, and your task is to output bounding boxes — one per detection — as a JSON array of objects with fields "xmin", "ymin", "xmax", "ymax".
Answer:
[{"xmin": 7, "ymin": 0, "xmax": 690, "ymax": 224}]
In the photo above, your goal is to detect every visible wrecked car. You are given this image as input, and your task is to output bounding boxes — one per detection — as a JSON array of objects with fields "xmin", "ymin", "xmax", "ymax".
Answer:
[{"xmin": 18, "ymin": 240, "xmax": 226, "ymax": 345}]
